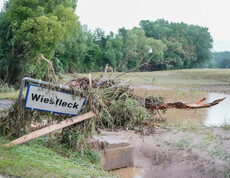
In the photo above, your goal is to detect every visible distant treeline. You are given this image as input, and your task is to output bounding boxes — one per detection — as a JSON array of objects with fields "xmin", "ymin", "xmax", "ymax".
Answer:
[
  {"xmin": 207, "ymin": 52, "xmax": 230, "ymax": 69},
  {"xmin": 0, "ymin": 0, "xmax": 214, "ymax": 85}
]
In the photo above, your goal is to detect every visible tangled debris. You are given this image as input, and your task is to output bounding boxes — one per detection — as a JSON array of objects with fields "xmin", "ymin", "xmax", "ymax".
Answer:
[
  {"xmin": 0, "ymin": 74, "xmax": 157, "ymax": 149},
  {"xmin": 0, "ymin": 55, "xmax": 226, "ymax": 149},
  {"xmin": 0, "ymin": 99, "xmax": 42, "ymax": 137}
]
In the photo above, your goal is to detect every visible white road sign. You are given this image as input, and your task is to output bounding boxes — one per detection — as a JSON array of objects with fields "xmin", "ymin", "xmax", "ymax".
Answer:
[{"xmin": 25, "ymin": 84, "xmax": 86, "ymax": 116}]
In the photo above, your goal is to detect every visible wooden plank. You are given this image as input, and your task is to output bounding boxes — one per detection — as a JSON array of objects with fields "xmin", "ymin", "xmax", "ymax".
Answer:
[{"xmin": 3, "ymin": 111, "xmax": 95, "ymax": 147}]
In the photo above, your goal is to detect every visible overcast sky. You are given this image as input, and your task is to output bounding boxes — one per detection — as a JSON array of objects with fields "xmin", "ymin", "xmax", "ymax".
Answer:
[{"xmin": 1, "ymin": 0, "xmax": 230, "ymax": 51}]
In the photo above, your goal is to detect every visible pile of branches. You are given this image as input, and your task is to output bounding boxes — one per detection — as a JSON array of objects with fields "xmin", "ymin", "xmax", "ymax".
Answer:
[
  {"xmin": 67, "ymin": 77, "xmax": 154, "ymax": 127},
  {"xmin": 60, "ymin": 76, "xmax": 156, "ymax": 150}
]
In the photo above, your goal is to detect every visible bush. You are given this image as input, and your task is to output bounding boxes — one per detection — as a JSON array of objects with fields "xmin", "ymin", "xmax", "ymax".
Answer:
[{"xmin": 0, "ymin": 81, "xmax": 15, "ymax": 93}]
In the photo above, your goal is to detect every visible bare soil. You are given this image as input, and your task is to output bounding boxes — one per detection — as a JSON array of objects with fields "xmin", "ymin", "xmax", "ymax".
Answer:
[{"xmin": 101, "ymin": 126, "xmax": 230, "ymax": 178}]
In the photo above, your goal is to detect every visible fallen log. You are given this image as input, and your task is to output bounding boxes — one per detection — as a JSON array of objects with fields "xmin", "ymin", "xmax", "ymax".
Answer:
[
  {"xmin": 145, "ymin": 97, "xmax": 226, "ymax": 110},
  {"xmin": 2, "ymin": 111, "xmax": 95, "ymax": 147}
]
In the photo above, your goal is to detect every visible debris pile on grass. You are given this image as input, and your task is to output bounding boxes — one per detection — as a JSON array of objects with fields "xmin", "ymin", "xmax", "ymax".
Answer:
[
  {"xmin": 0, "ymin": 98, "xmax": 63, "ymax": 137},
  {"xmin": 67, "ymin": 77, "xmax": 154, "ymax": 128},
  {"xmin": 0, "ymin": 74, "xmax": 158, "ymax": 149}
]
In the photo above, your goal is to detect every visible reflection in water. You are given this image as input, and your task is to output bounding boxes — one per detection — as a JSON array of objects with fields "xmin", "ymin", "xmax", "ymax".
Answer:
[
  {"xmin": 112, "ymin": 167, "xmax": 143, "ymax": 178},
  {"xmin": 205, "ymin": 93, "xmax": 230, "ymax": 127},
  {"xmin": 133, "ymin": 88, "xmax": 229, "ymax": 127}
]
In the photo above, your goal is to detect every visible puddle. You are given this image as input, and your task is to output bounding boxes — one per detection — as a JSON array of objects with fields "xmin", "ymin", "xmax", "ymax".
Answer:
[
  {"xmin": 112, "ymin": 167, "xmax": 143, "ymax": 178},
  {"xmin": 204, "ymin": 93, "xmax": 230, "ymax": 127},
  {"xmin": 133, "ymin": 88, "xmax": 230, "ymax": 127},
  {"xmin": 0, "ymin": 99, "xmax": 15, "ymax": 109}
]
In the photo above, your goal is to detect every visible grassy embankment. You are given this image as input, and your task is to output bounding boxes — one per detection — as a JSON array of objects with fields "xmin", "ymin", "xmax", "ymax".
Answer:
[{"xmin": 0, "ymin": 136, "xmax": 110, "ymax": 177}]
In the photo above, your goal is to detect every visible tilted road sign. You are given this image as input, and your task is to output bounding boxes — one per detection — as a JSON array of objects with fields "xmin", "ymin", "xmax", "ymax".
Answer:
[{"xmin": 25, "ymin": 84, "xmax": 85, "ymax": 115}]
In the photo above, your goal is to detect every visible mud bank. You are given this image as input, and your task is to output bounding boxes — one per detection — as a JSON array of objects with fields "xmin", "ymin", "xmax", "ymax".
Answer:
[{"xmin": 102, "ymin": 127, "xmax": 230, "ymax": 178}]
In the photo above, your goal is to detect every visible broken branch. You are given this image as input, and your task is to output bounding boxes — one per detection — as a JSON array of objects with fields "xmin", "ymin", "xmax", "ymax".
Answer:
[
  {"xmin": 39, "ymin": 54, "xmax": 57, "ymax": 83},
  {"xmin": 146, "ymin": 98, "xmax": 225, "ymax": 110},
  {"xmin": 2, "ymin": 111, "xmax": 95, "ymax": 147}
]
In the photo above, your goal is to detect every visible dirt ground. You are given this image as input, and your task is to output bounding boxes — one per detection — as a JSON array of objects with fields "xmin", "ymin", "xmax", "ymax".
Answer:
[{"xmin": 101, "ymin": 126, "xmax": 230, "ymax": 178}]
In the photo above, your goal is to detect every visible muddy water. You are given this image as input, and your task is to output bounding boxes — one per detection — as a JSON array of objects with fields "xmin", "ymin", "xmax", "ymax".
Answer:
[
  {"xmin": 205, "ymin": 93, "xmax": 230, "ymax": 127},
  {"xmin": 112, "ymin": 167, "xmax": 143, "ymax": 178},
  {"xmin": 133, "ymin": 87, "xmax": 230, "ymax": 126}
]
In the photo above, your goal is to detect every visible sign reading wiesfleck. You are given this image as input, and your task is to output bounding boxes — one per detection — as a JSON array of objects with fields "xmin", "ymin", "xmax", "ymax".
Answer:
[{"xmin": 25, "ymin": 84, "xmax": 85, "ymax": 115}]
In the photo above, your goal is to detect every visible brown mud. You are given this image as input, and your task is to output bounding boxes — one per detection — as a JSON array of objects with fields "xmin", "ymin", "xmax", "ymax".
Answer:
[{"xmin": 106, "ymin": 127, "xmax": 230, "ymax": 178}]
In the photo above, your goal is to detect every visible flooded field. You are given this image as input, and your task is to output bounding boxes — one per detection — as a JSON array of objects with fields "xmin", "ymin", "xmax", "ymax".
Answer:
[
  {"xmin": 132, "ymin": 86, "xmax": 230, "ymax": 127},
  {"xmin": 205, "ymin": 93, "xmax": 230, "ymax": 126}
]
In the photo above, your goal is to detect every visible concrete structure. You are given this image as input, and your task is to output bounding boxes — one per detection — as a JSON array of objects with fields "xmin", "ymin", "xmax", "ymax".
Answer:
[{"xmin": 92, "ymin": 135, "xmax": 134, "ymax": 170}]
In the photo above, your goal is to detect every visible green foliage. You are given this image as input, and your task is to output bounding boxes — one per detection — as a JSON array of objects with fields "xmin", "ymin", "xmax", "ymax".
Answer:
[
  {"xmin": 104, "ymin": 32, "xmax": 123, "ymax": 68},
  {"xmin": 109, "ymin": 98, "xmax": 152, "ymax": 127},
  {"xmin": 0, "ymin": 82, "xmax": 15, "ymax": 93},
  {"xmin": 174, "ymin": 136, "xmax": 193, "ymax": 148},
  {"xmin": 0, "ymin": 0, "xmax": 214, "ymax": 85},
  {"xmin": 0, "ymin": 0, "xmax": 78, "ymax": 84},
  {"xmin": 212, "ymin": 51, "xmax": 230, "ymax": 68},
  {"xmin": 84, "ymin": 31, "xmax": 103, "ymax": 71},
  {"xmin": 220, "ymin": 120, "xmax": 230, "ymax": 130},
  {"xmin": 140, "ymin": 19, "xmax": 213, "ymax": 70},
  {"xmin": 55, "ymin": 22, "xmax": 87, "ymax": 73},
  {"xmin": 118, "ymin": 27, "xmax": 166, "ymax": 71}
]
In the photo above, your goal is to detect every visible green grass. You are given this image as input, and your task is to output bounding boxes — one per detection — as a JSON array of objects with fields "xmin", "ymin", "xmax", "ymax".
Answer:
[
  {"xmin": 0, "ymin": 136, "xmax": 110, "ymax": 178},
  {"xmin": 210, "ymin": 146, "xmax": 230, "ymax": 162},
  {"xmin": 0, "ymin": 90, "xmax": 19, "ymax": 99},
  {"xmin": 0, "ymin": 89, "xmax": 27, "ymax": 99},
  {"xmin": 172, "ymin": 119, "xmax": 202, "ymax": 132},
  {"xmin": 220, "ymin": 122, "xmax": 230, "ymax": 130},
  {"xmin": 173, "ymin": 136, "xmax": 194, "ymax": 148}
]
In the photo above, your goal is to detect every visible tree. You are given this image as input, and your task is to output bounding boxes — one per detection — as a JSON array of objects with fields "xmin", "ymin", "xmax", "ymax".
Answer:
[
  {"xmin": 104, "ymin": 32, "xmax": 123, "ymax": 68},
  {"xmin": 186, "ymin": 25, "xmax": 213, "ymax": 68},
  {"xmin": 118, "ymin": 27, "xmax": 166, "ymax": 71},
  {"xmin": 212, "ymin": 51, "xmax": 230, "ymax": 68},
  {"xmin": 139, "ymin": 19, "xmax": 213, "ymax": 69},
  {"xmin": 0, "ymin": 0, "xmax": 78, "ymax": 84},
  {"xmin": 54, "ymin": 22, "xmax": 87, "ymax": 74},
  {"xmin": 83, "ymin": 30, "xmax": 103, "ymax": 71}
]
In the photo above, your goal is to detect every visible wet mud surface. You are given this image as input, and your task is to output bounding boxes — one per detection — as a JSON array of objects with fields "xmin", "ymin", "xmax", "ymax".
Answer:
[
  {"xmin": 110, "ymin": 84, "xmax": 230, "ymax": 177},
  {"xmin": 104, "ymin": 128, "xmax": 230, "ymax": 178}
]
